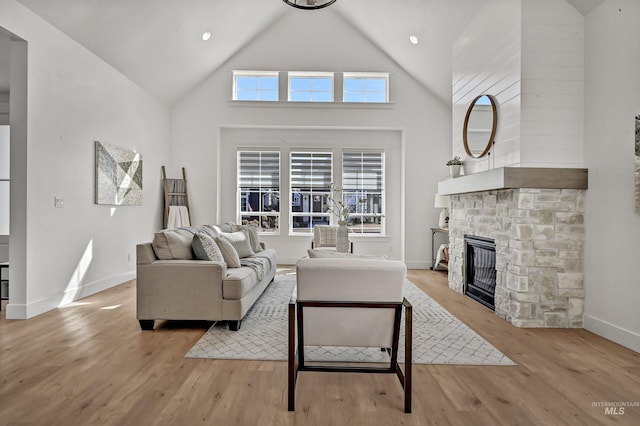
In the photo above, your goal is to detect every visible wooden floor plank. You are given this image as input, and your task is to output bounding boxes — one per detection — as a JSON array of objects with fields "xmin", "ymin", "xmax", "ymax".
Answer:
[{"xmin": 1, "ymin": 269, "xmax": 639, "ymax": 425}]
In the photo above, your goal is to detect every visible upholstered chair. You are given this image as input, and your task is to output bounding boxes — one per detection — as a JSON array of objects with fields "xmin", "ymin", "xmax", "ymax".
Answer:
[
  {"xmin": 288, "ymin": 257, "xmax": 412, "ymax": 413},
  {"xmin": 311, "ymin": 225, "xmax": 353, "ymax": 253}
]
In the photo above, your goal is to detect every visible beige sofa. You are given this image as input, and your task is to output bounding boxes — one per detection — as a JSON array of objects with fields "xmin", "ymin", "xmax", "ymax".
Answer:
[{"xmin": 136, "ymin": 224, "xmax": 276, "ymax": 331}]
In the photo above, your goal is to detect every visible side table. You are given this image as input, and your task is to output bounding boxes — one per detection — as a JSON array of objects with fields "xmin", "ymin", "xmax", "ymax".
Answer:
[{"xmin": 430, "ymin": 228, "xmax": 449, "ymax": 271}]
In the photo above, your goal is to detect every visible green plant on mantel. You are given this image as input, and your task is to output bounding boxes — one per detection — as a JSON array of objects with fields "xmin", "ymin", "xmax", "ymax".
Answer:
[{"xmin": 446, "ymin": 156, "xmax": 463, "ymax": 166}]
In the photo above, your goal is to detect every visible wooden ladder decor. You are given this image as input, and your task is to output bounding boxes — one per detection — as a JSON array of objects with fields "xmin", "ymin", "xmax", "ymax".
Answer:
[{"xmin": 162, "ymin": 166, "xmax": 191, "ymax": 229}]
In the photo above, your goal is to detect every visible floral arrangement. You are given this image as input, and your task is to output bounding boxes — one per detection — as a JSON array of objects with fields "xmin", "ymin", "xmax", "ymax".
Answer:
[
  {"xmin": 446, "ymin": 156, "xmax": 463, "ymax": 166},
  {"xmin": 325, "ymin": 183, "xmax": 352, "ymax": 222},
  {"xmin": 325, "ymin": 183, "xmax": 382, "ymax": 223}
]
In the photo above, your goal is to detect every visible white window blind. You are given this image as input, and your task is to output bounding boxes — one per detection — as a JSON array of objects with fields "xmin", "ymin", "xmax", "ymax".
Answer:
[
  {"xmin": 238, "ymin": 151, "xmax": 280, "ymax": 232},
  {"xmin": 342, "ymin": 151, "xmax": 384, "ymax": 234},
  {"xmin": 290, "ymin": 152, "xmax": 333, "ymax": 233}
]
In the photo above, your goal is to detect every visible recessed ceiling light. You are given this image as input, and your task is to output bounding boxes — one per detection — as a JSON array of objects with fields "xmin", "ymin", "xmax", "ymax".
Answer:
[
  {"xmin": 409, "ymin": 35, "xmax": 419, "ymax": 45},
  {"xmin": 202, "ymin": 32, "xmax": 212, "ymax": 41}
]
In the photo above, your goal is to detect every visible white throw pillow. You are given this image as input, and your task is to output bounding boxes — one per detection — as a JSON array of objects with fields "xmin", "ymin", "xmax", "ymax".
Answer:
[
  {"xmin": 220, "ymin": 230, "xmax": 255, "ymax": 258},
  {"xmin": 231, "ymin": 223, "xmax": 263, "ymax": 252},
  {"xmin": 214, "ymin": 237, "xmax": 241, "ymax": 267}
]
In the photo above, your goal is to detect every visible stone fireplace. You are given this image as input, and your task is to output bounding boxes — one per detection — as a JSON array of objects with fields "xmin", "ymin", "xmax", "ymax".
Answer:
[{"xmin": 439, "ymin": 167, "xmax": 587, "ymax": 328}]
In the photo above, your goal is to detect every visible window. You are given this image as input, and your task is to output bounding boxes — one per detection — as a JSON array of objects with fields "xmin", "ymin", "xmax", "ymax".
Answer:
[
  {"xmin": 238, "ymin": 151, "xmax": 280, "ymax": 232},
  {"xmin": 0, "ymin": 126, "xmax": 9, "ymax": 235},
  {"xmin": 288, "ymin": 72, "xmax": 334, "ymax": 102},
  {"xmin": 342, "ymin": 151, "xmax": 384, "ymax": 234},
  {"xmin": 290, "ymin": 152, "xmax": 333, "ymax": 233},
  {"xmin": 233, "ymin": 71, "xmax": 279, "ymax": 101},
  {"xmin": 343, "ymin": 72, "xmax": 389, "ymax": 103}
]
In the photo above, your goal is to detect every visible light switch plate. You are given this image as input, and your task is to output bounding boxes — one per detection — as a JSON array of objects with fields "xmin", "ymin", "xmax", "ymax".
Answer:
[{"xmin": 54, "ymin": 197, "xmax": 64, "ymax": 208}]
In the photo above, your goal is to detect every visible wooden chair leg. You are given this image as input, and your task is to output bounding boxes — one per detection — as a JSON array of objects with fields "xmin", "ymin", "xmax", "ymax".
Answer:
[
  {"xmin": 403, "ymin": 298, "xmax": 413, "ymax": 413},
  {"xmin": 288, "ymin": 300, "xmax": 297, "ymax": 411}
]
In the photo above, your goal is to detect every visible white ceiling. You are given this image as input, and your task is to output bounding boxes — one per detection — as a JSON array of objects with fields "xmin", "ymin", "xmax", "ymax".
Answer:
[{"xmin": 4, "ymin": 0, "xmax": 604, "ymax": 105}]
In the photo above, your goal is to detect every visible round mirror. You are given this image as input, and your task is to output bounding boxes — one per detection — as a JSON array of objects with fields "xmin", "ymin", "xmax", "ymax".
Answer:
[{"xmin": 463, "ymin": 94, "xmax": 497, "ymax": 158}]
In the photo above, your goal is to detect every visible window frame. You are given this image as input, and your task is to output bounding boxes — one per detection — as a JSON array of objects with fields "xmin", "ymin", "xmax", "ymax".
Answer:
[
  {"xmin": 232, "ymin": 70, "xmax": 280, "ymax": 102},
  {"xmin": 288, "ymin": 71, "xmax": 334, "ymax": 103},
  {"xmin": 342, "ymin": 72, "xmax": 389, "ymax": 103},
  {"xmin": 341, "ymin": 150, "xmax": 385, "ymax": 235},
  {"xmin": 237, "ymin": 150, "xmax": 281, "ymax": 234},
  {"xmin": 289, "ymin": 151, "xmax": 333, "ymax": 235}
]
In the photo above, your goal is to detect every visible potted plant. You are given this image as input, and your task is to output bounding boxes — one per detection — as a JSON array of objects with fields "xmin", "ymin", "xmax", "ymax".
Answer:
[{"xmin": 446, "ymin": 156, "xmax": 463, "ymax": 178}]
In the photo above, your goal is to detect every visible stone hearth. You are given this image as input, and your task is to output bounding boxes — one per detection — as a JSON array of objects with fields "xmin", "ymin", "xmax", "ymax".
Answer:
[{"xmin": 447, "ymin": 188, "xmax": 585, "ymax": 328}]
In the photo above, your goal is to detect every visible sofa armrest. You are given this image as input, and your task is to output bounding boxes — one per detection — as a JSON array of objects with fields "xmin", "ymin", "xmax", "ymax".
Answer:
[
  {"xmin": 136, "ymin": 259, "xmax": 228, "ymax": 320},
  {"xmin": 137, "ymin": 243, "xmax": 157, "ymax": 265}
]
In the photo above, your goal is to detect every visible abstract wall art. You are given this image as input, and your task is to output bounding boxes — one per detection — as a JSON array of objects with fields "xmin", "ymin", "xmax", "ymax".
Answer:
[{"xmin": 95, "ymin": 141, "xmax": 142, "ymax": 205}]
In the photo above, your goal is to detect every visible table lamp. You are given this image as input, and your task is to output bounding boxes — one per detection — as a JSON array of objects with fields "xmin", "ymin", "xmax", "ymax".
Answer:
[{"xmin": 434, "ymin": 193, "xmax": 450, "ymax": 229}]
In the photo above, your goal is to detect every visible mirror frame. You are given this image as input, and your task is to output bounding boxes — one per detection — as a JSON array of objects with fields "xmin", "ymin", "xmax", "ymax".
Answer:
[{"xmin": 463, "ymin": 94, "xmax": 497, "ymax": 159}]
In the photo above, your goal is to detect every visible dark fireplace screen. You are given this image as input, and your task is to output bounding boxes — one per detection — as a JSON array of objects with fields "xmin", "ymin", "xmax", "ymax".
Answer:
[{"xmin": 464, "ymin": 235, "xmax": 497, "ymax": 310}]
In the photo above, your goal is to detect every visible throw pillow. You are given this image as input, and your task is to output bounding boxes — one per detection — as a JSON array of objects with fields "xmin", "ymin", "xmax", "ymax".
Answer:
[
  {"xmin": 231, "ymin": 223, "xmax": 263, "ymax": 252},
  {"xmin": 192, "ymin": 233, "xmax": 225, "ymax": 262},
  {"xmin": 214, "ymin": 237, "xmax": 241, "ymax": 268},
  {"xmin": 220, "ymin": 230, "xmax": 255, "ymax": 258}
]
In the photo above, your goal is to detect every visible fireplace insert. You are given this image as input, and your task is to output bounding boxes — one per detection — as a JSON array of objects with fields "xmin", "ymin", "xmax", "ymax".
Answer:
[{"xmin": 464, "ymin": 235, "xmax": 496, "ymax": 310}]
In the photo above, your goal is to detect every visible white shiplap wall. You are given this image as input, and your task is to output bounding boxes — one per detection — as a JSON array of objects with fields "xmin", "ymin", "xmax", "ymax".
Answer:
[
  {"xmin": 453, "ymin": 0, "xmax": 585, "ymax": 173},
  {"xmin": 452, "ymin": 0, "xmax": 522, "ymax": 175},
  {"xmin": 521, "ymin": 0, "xmax": 584, "ymax": 167}
]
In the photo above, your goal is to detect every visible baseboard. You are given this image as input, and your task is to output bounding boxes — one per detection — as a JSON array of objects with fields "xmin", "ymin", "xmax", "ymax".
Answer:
[
  {"xmin": 584, "ymin": 314, "xmax": 640, "ymax": 353},
  {"xmin": 4, "ymin": 271, "xmax": 135, "ymax": 320}
]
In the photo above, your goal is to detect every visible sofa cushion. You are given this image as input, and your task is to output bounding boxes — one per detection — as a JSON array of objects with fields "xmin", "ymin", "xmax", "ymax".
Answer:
[
  {"xmin": 223, "ymin": 267, "xmax": 259, "ymax": 300},
  {"xmin": 220, "ymin": 230, "xmax": 255, "ymax": 258},
  {"xmin": 231, "ymin": 223, "xmax": 263, "ymax": 253},
  {"xmin": 192, "ymin": 233, "xmax": 225, "ymax": 262},
  {"xmin": 215, "ymin": 236, "xmax": 241, "ymax": 267},
  {"xmin": 152, "ymin": 228, "xmax": 196, "ymax": 260}
]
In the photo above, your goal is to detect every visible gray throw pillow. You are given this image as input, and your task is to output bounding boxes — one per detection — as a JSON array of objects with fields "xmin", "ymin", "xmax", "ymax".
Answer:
[
  {"xmin": 215, "ymin": 236, "xmax": 241, "ymax": 267},
  {"xmin": 192, "ymin": 233, "xmax": 225, "ymax": 262},
  {"xmin": 220, "ymin": 230, "xmax": 255, "ymax": 258}
]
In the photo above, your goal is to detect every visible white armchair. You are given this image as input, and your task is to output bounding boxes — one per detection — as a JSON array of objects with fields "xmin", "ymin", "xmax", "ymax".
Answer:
[{"xmin": 288, "ymin": 257, "xmax": 412, "ymax": 413}]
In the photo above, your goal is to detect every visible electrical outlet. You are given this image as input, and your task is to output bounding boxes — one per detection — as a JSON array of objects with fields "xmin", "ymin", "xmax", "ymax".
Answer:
[
  {"xmin": 54, "ymin": 197, "xmax": 64, "ymax": 208},
  {"xmin": 127, "ymin": 253, "xmax": 132, "ymax": 262}
]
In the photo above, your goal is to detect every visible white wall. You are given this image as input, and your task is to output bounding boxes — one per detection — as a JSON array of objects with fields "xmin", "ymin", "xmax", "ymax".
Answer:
[
  {"xmin": 583, "ymin": 0, "xmax": 640, "ymax": 352},
  {"xmin": 0, "ymin": 0, "xmax": 171, "ymax": 319},
  {"xmin": 171, "ymin": 9, "xmax": 451, "ymax": 267}
]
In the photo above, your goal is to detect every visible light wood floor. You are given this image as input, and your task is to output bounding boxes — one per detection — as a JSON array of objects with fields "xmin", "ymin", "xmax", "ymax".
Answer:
[{"xmin": 1, "ymin": 268, "xmax": 639, "ymax": 425}]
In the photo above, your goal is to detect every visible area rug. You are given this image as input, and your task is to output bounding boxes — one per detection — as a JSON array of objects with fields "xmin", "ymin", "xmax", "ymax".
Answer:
[{"xmin": 186, "ymin": 274, "xmax": 515, "ymax": 365}]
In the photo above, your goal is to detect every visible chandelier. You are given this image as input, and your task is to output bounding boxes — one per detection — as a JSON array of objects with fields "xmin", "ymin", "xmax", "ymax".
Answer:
[{"xmin": 282, "ymin": 0, "xmax": 337, "ymax": 10}]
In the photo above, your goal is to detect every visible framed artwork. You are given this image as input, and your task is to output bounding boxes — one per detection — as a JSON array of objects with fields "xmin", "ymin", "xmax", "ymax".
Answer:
[{"xmin": 95, "ymin": 141, "xmax": 142, "ymax": 205}]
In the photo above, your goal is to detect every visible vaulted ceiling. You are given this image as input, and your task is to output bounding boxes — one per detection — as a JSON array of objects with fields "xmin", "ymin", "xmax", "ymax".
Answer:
[{"xmin": 5, "ymin": 0, "xmax": 604, "ymax": 106}]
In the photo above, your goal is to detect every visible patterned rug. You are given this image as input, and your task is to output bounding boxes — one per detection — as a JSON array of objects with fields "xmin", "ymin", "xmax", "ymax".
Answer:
[{"xmin": 186, "ymin": 274, "xmax": 515, "ymax": 365}]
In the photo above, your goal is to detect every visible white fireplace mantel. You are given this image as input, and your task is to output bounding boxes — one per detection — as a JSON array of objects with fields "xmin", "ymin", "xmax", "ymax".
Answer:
[{"xmin": 438, "ymin": 167, "xmax": 588, "ymax": 196}]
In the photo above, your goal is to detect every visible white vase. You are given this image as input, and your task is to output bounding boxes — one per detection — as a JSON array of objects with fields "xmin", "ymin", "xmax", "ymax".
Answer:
[
  {"xmin": 449, "ymin": 164, "xmax": 461, "ymax": 178},
  {"xmin": 336, "ymin": 220, "xmax": 350, "ymax": 253}
]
